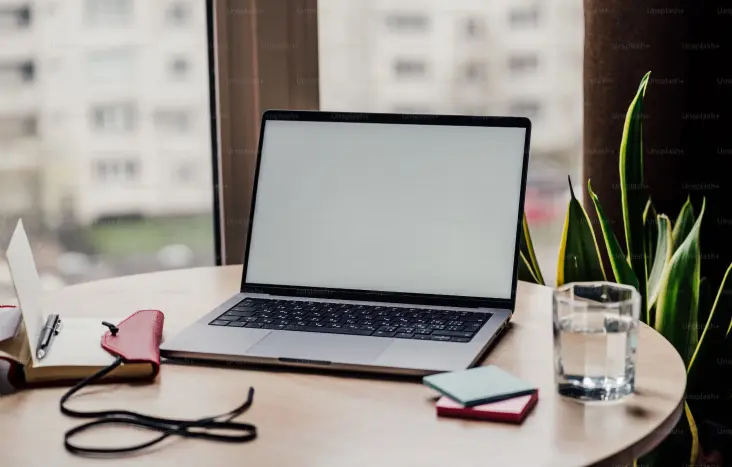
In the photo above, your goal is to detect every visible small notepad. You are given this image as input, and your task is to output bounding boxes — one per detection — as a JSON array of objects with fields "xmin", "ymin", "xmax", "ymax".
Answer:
[{"xmin": 423, "ymin": 365, "xmax": 537, "ymax": 407}]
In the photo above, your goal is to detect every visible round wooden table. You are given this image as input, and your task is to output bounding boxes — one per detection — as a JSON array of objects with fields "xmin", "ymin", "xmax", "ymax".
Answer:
[{"xmin": 0, "ymin": 266, "xmax": 686, "ymax": 467}]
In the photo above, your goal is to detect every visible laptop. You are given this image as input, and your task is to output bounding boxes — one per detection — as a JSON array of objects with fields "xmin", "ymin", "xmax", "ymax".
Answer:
[{"xmin": 160, "ymin": 110, "xmax": 531, "ymax": 376}]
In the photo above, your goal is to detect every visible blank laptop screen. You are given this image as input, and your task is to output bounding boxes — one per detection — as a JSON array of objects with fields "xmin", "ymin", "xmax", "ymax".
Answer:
[{"xmin": 245, "ymin": 119, "xmax": 527, "ymax": 300}]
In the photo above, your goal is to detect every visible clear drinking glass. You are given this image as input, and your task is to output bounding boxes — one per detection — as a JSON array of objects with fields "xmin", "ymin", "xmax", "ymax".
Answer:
[{"xmin": 553, "ymin": 282, "xmax": 641, "ymax": 401}]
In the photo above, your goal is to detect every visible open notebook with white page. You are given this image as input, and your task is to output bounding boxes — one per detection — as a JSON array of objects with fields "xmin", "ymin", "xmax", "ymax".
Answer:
[{"xmin": 0, "ymin": 219, "xmax": 156, "ymax": 384}]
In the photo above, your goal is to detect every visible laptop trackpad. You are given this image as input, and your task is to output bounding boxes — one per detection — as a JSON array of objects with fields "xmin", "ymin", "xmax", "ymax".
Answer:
[{"xmin": 247, "ymin": 332, "xmax": 390, "ymax": 364}]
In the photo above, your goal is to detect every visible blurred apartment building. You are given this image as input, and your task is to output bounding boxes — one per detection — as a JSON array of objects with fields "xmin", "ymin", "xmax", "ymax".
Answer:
[
  {"xmin": 319, "ymin": 0, "xmax": 584, "ymax": 170},
  {"xmin": 0, "ymin": 0, "xmax": 212, "ymax": 227}
]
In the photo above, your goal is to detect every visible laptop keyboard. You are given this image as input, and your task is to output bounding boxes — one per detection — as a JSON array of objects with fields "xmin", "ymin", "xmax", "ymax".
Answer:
[{"xmin": 209, "ymin": 298, "xmax": 491, "ymax": 343}]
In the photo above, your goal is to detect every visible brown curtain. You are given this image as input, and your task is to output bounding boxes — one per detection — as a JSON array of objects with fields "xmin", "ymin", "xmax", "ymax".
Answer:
[{"xmin": 584, "ymin": 0, "xmax": 732, "ymax": 293}]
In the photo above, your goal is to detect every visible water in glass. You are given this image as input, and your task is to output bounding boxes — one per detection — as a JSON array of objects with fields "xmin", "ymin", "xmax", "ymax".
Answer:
[{"xmin": 553, "ymin": 282, "xmax": 640, "ymax": 401}]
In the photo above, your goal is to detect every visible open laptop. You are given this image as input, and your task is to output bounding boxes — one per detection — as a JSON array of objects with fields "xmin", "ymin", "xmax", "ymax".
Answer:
[{"xmin": 160, "ymin": 110, "xmax": 531, "ymax": 376}]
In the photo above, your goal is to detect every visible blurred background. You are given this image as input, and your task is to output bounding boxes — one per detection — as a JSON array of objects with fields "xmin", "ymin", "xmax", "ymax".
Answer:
[{"xmin": 0, "ymin": 0, "xmax": 582, "ymax": 297}]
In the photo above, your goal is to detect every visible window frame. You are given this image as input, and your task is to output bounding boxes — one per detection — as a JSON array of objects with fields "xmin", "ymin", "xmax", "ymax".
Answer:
[{"xmin": 208, "ymin": 0, "xmax": 320, "ymax": 265}]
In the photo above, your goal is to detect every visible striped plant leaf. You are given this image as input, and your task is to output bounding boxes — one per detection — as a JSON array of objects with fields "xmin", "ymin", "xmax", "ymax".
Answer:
[
  {"xmin": 619, "ymin": 72, "xmax": 650, "ymax": 300},
  {"xmin": 647, "ymin": 214, "xmax": 673, "ymax": 315},
  {"xmin": 673, "ymin": 196, "xmax": 696, "ymax": 253},
  {"xmin": 588, "ymin": 180, "xmax": 640, "ymax": 290},
  {"xmin": 556, "ymin": 176, "xmax": 606, "ymax": 286},
  {"xmin": 519, "ymin": 213, "xmax": 545, "ymax": 285},
  {"xmin": 655, "ymin": 199, "xmax": 705, "ymax": 365},
  {"xmin": 518, "ymin": 251, "xmax": 540, "ymax": 284},
  {"xmin": 688, "ymin": 265, "xmax": 732, "ymax": 383},
  {"xmin": 643, "ymin": 198, "xmax": 658, "ymax": 281}
]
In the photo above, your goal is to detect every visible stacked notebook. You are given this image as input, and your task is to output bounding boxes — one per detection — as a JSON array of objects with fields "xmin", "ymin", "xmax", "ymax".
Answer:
[{"xmin": 423, "ymin": 365, "xmax": 539, "ymax": 423}]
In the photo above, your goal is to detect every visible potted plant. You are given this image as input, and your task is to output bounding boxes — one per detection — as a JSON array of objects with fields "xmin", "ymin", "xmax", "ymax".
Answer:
[{"xmin": 519, "ymin": 72, "xmax": 732, "ymax": 466}]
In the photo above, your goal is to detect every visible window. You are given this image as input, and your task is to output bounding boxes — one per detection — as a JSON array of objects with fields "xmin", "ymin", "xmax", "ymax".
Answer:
[
  {"xmin": 174, "ymin": 161, "xmax": 197, "ymax": 184},
  {"xmin": 0, "ymin": 61, "xmax": 34, "ymax": 86},
  {"xmin": 85, "ymin": 0, "xmax": 132, "ymax": 26},
  {"xmin": 385, "ymin": 13, "xmax": 428, "ymax": 32},
  {"xmin": 508, "ymin": 54, "xmax": 538, "ymax": 74},
  {"xmin": 169, "ymin": 57, "xmax": 190, "ymax": 79},
  {"xmin": 0, "ymin": 6, "xmax": 31, "ymax": 29},
  {"xmin": 93, "ymin": 158, "xmax": 140, "ymax": 183},
  {"xmin": 90, "ymin": 103, "xmax": 136, "ymax": 131},
  {"xmin": 463, "ymin": 18, "xmax": 485, "ymax": 39},
  {"xmin": 155, "ymin": 110, "xmax": 191, "ymax": 133},
  {"xmin": 509, "ymin": 100, "xmax": 541, "ymax": 119},
  {"xmin": 87, "ymin": 48, "xmax": 134, "ymax": 83},
  {"xmin": 0, "ymin": 0, "xmax": 214, "ymax": 292},
  {"xmin": 509, "ymin": 4, "xmax": 540, "ymax": 28},
  {"xmin": 0, "ymin": 117, "xmax": 37, "ymax": 138},
  {"xmin": 166, "ymin": 1, "xmax": 190, "ymax": 26},
  {"xmin": 462, "ymin": 61, "xmax": 487, "ymax": 82},
  {"xmin": 393, "ymin": 58, "xmax": 426, "ymax": 79}
]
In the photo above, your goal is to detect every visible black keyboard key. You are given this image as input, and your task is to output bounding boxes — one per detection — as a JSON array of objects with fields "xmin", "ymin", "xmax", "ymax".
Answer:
[
  {"xmin": 432, "ymin": 330, "xmax": 473, "ymax": 338},
  {"xmin": 233, "ymin": 306, "xmax": 256, "ymax": 312},
  {"xmin": 431, "ymin": 335, "xmax": 451, "ymax": 342},
  {"xmin": 451, "ymin": 337, "xmax": 471, "ymax": 343},
  {"xmin": 463, "ymin": 314, "xmax": 488, "ymax": 322},
  {"xmin": 395, "ymin": 332, "xmax": 414, "ymax": 339},
  {"xmin": 414, "ymin": 328, "xmax": 432, "ymax": 335},
  {"xmin": 373, "ymin": 331, "xmax": 396, "ymax": 338},
  {"xmin": 210, "ymin": 320, "xmax": 229, "ymax": 326},
  {"xmin": 217, "ymin": 316, "xmax": 238, "ymax": 321},
  {"xmin": 238, "ymin": 316, "xmax": 258, "ymax": 322},
  {"xmin": 246, "ymin": 323, "xmax": 264, "ymax": 328},
  {"xmin": 413, "ymin": 334, "xmax": 432, "ymax": 340},
  {"xmin": 228, "ymin": 322, "xmax": 247, "ymax": 327},
  {"xmin": 229, "ymin": 311, "xmax": 254, "ymax": 317},
  {"xmin": 396, "ymin": 327, "xmax": 415, "ymax": 333}
]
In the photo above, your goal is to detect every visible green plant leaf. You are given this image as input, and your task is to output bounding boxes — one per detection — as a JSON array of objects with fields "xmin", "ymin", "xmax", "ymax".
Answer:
[
  {"xmin": 519, "ymin": 213, "xmax": 545, "ymax": 285},
  {"xmin": 643, "ymin": 198, "xmax": 658, "ymax": 281},
  {"xmin": 673, "ymin": 196, "xmax": 696, "ymax": 253},
  {"xmin": 556, "ymin": 176, "xmax": 606, "ymax": 286},
  {"xmin": 620, "ymin": 72, "xmax": 650, "ymax": 303},
  {"xmin": 655, "ymin": 199, "xmax": 705, "ymax": 366},
  {"xmin": 688, "ymin": 265, "xmax": 732, "ymax": 384},
  {"xmin": 588, "ymin": 180, "xmax": 639, "ymax": 290},
  {"xmin": 685, "ymin": 403, "xmax": 699, "ymax": 467},
  {"xmin": 647, "ymin": 214, "xmax": 673, "ymax": 314},
  {"xmin": 518, "ymin": 251, "xmax": 540, "ymax": 284}
]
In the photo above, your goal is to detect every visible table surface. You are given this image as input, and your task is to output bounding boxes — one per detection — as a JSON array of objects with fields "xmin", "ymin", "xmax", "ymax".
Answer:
[{"xmin": 0, "ymin": 266, "xmax": 686, "ymax": 467}]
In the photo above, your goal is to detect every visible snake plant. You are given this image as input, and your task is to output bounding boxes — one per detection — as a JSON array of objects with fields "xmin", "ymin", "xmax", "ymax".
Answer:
[{"xmin": 519, "ymin": 72, "xmax": 732, "ymax": 466}]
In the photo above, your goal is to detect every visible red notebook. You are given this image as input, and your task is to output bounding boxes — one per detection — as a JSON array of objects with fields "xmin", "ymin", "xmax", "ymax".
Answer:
[{"xmin": 436, "ymin": 390, "xmax": 538, "ymax": 423}]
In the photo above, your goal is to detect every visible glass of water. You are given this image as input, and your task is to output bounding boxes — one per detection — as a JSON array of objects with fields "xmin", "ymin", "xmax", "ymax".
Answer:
[{"xmin": 553, "ymin": 282, "xmax": 640, "ymax": 401}]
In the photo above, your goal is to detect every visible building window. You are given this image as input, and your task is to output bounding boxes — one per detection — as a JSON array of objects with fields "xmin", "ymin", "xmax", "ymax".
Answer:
[
  {"xmin": 509, "ymin": 4, "xmax": 540, "ymax": 28},
  {"xmin": 154, "ymin": 110, "xmax": 191, "ymax": 133},
  {"xmin": 93, "ymin": 159, "xmax": 140, "ymax": 183},
  {"xmin": 169, "ymin": 57, "xmax": 190, "ymax": 79},
  {"xmin": 393, "ymin": 58, "xmax": 426, "ymax": 79},
  {"xmin": 385, "ymin": 13, "xmax": 428, "ymax": 32},
  {"xmin": 509, "ymin": 100, "xmax": 541, "ymax": 119},
  {"xmin": 85, "ymin": 0, "xmax": 132, "ymax": 26},
  {"xmin": 90, "ymin": 103, "xmax": 136, "ymax": 132},
  {"xmin": 462, "ymin": 61, "xmax": 487, "ymax": 82},
  {"xmin": 0, "ymin": 61, "xmax": 35, "ymax": 86},
  {"xmin": 508, "ymin": 54, "xmax": 538, "ymax": 74},
  {"xmin": 0, "ymin": 117, "xmax": 37, "ymax": 139},
  {"xmin": 166, "ymin": 1, "xmax": 190, "ymax": 26},
  {"xmin": 87, "ymin": 48, "xmax": 135, "ymax": 83},
  {"xmin": 463, "ymin": 17, "xmax": 485, "ymax": 39},
  {"xmin": 174, "ymin": 161, "xmax": 197, "ymax": 184},
  {"xmin": 0, "ymin": 6, "xmax": 31, "ymax": 29}
]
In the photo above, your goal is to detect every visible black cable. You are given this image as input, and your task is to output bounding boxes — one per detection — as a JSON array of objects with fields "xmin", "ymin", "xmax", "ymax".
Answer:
[{"xmin": 59, "ymin": 356, "xmax": 257, "ymax": 456}]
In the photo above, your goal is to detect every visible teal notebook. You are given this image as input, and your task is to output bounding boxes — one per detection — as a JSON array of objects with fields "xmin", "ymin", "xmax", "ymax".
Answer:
[{"xmin": 423, "ymin": 365, "xmax": 537, "ymax": 407}]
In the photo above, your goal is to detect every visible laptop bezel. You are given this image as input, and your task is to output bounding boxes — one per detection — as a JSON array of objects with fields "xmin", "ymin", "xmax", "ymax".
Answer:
[{"xmin": 238, "ymin": 110, "xmax": 532, "ymax": 310}]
